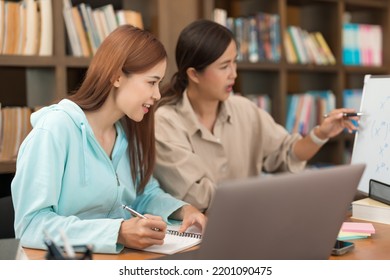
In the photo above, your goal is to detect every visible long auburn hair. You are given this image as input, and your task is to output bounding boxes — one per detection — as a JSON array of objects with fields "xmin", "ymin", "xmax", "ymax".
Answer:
[
  {"xmin": 68, "ymin": 25, "xmax": 167, "ymax": 193},
  {"xmin": 157, "ymin": 19, "xmax": 234, "ymax": 108}
]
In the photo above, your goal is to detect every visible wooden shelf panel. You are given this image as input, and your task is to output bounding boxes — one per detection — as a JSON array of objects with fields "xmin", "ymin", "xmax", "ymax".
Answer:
[
  {"xmin": 343, "ymin": 66, "xmax": 389, "ymax": 74},
  {"xmin": 286, "ymin": 64, "xmax": 338, "ymax": 73},
  {"xmin": 237, "ymin": 62, "xmax": 281, "ymax": 71},
  {"xmin": 0, "ymin": 160, "xmax": 16, "ymax": 174},
  {"xmin": 344, "ymin": 0, "xmax": 389, "ymax": 9},
  {"xmin": 0, "ymin": 56, "xmax": 57, "ymax": 67},
  {"xmin": 64, "ymin": 57, "xmax": 91, "ymax": 68}
]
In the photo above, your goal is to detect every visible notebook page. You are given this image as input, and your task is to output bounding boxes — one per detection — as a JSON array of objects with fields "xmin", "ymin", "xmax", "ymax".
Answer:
[{"xmin": 141, "ymin": 225, "xmax": 202, "ymax": 255}]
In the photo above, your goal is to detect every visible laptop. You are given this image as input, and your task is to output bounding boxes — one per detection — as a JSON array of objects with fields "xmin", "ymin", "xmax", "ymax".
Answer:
[{"xmin": 158, "ymin": 164, "xmax": 365, "ymax": 260}]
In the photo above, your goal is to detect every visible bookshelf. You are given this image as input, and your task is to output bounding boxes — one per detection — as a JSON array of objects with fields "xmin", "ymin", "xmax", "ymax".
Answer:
[
  {"xmin": 1, "ymin": 0, "xmax": 389, "ymax": 175},
  {"xmin": 201, "ymin": 0, "xmax": 390, "ymax": 165},
  {"xmin": 0, "ymin": 0, "xmax": 201, "ymax": 175}
]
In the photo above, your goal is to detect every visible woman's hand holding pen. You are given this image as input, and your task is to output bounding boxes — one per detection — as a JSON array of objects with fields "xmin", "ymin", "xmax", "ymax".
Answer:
[
  {"xmin": 294, "ymin": 108, "xmax": 360, "ymax": 161},
  {"xmin": 319, "ymin": 108, "xmax": 360, "ymax": 137},
  {"xmin": 117, "ymin": 215, "xmax": 167, "ymax": 249}
]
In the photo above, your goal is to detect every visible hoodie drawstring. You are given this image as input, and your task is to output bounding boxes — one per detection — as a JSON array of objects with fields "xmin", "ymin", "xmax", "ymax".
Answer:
[{"xmin": 80, "ymin": 122, "xmax": 88, "ymax": 186}]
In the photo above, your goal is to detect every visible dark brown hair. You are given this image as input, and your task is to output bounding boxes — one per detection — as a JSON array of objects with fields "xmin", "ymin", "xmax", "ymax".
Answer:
[
  {"xmin": 69, "ymin": 25, "xmax": 167, "ymax": 193},
  {"xmin": 157, "ymin": 19, "xmax": 234, "ymax": 108}
]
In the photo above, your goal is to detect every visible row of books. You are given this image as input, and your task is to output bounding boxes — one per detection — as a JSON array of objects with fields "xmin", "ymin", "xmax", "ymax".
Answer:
[
  {"xmin": 286, "ymin": 90, "xmax": 336, "ymax": 135},
  {"xmin": 244, "ymin": 94, "xmax": 271, "ymax": 114},
  {"xmin": 285, "ymin": 26, "xmax": 336, "ymax": 65},
  {"xmin": 0, "ymin": 0, "xmax": 53, "ymax": 56},
  {"xmin": 285, "ymin": 88, "xmax": 364, "ymax": 135},
  {"xmin": 343, "ymin": 88, "xmax": 362, "ymax": 111},
  {"xmin": 0, "ymin": 106, "xmax": 32, "ymax": 161},
  {"xmin": 214, "ymin": 8, "xmax": 281, "ymax": 63},
  {"xmin": 342, "ymin": 23, "xmax": 382, "ymax": 66},
  {"xmin": 62, "ymin": 0, "xmax": 143, "ymax": 57}
]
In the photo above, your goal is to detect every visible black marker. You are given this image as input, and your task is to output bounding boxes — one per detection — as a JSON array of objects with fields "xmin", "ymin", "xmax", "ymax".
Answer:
[
  {"xmin": 323, "ymin": 112, "xmax": 364, "ymax": 118},
  {"xmin": 43, "ymin": 230, "xmax": 65, "ymax": 260},
  {"xmin": 342, "ymin": 112, "xmax": 364, "ymax": 117}
]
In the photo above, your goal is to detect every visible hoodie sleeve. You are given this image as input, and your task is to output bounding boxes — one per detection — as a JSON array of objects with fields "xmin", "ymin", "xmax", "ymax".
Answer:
[
  {"xmin": 12, "ymin": 123, "xmax": 124, "ymax": 254},
  {"xmin": 132, "ymin": 176, "xmax": 187, "ymax": 222}
]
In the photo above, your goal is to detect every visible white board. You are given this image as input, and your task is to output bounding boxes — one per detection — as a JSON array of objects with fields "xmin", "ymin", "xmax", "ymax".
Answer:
[{"xmin": 351, "ymin": 75, "xmax": 390, "ymax": 194}]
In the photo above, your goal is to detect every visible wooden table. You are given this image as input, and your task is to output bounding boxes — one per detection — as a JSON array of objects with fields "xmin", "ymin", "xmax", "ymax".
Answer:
[
  {"xmin": 23, "ymin": 247, "xmax": 165, "ymax": 260},
  {"xmin": 24, "ymin": 218, "xmax": 390, "ymax": 260}
]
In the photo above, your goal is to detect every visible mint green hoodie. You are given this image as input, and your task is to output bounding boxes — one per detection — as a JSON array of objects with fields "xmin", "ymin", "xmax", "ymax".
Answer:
[{"xmin": 11, "ymin": 99, "xmax": 185, "ymax": 253}]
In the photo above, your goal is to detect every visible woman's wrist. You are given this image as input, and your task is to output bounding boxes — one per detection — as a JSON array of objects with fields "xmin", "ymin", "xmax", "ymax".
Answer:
[{"xmin": 309, "ymin": 126, "xmax": 329, "ymax": 146}]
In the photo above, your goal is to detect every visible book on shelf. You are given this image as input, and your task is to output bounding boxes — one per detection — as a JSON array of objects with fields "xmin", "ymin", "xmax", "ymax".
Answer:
[
  {"xmin": 17, "ymin": 1, "xmax": 27, "ymax": 55},
  {"xmin": 0, "ymin": 107, "xmax": 32, "ymax": 161},
  {"xmin": 92, "ymin": 9, "xmax": 109, "ymax": 43},
  {"xmin": 38, "ymin": 0, "xmax": 53, "ymax": 56},
  {"xmin": 99, "ymin": 4, "xmax": 117, "ymax": 34},
  {"xmin": 77, "ymin": 3, "xmax": 98, "ymax": 55},
  {"xmin": 300, "ymin": 30, "xmax": 320, "ymax": 64},
  {"xmin": 215, "ymin": 10, "xmax": 281, "ymax": 63},
  {"xmin": 257, "ymin": 12, "xmax": 276, "ymax": 61},
  {"xmin": 116, "ymin": 9, "xmax": 143, "ymax": 29},
  {"xmin": 269, "ymin": 13, "xmax": 281, "ymax": 61},
  {"xmin": 342, "ymin": 23, "xmax": 359, "ymax": 65},
  {"xmin": 63, "ymin": 0, "xmax": 82, "ymax": 57},
  {"xmin": 285, "ymin": 90, "xmax": 335, "ymax": 135},
  {"xmin": 141, "ymin": 225, "xmax": 202, "ymax": 255},
  {"xmin": 343, "ymin": 89, "xmax": 362, "ymax": 111},
  {"xmin": 283, "ymin": 30, "xmax": 297, "ymax": 63},
  {"xmin": 244, "ymin": 94, "xmax": 271, "ymax": 114},
  {"xmin": 369, "ymin": 24, "xmax": 382, "ymax": 66},
  {"xmin": 24, "ymin": 0, "xmax": 40, "ymax": 55},
  {"xmin": 71, "ymin": 5, "xmax": 91, "ymax": 57},
  {"xmin": 342, "ymin": 22, "xmax": 382, "ymax": 66},
  {"xmin": 213, "ymin": 8, "xmax": 227, "ymax": 27},
  {"xmin": 0, "ymin": 0, "xmax": 53, "ymax": 56},
  {"xmin": 247, "ymin": 17, "xmax": 259, "ymax": 63},
  {"xmin": 285, "ymin": 26, "xmax": 335, "ymax": 65},
  {"xmin": 2, "ymin": 1, "xmax": 20, "ymax": 55},
  {"xmin": 62, "ymin": 2, "xmax": 145, "ymax": 56},
  {"xmin": 352, "ymin": 197, "xmax": 390, "ymax": 225},
  {"xmin": 313, "ymin": 32, "xmax": 336, "ymax": 65},
  {"xmin": 0, "ymin": 0, "xmax": 4, "ymax": 54}
]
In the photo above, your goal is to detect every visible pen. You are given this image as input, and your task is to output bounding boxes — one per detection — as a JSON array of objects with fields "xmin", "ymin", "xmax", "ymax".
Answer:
[
  {"xmin": 121, "ymin": 204, "xmax": 161, "ymax": 231},
  {"xmin": 122, "ymin": 204, "xmax": 147, "ymax": 219},
  {"xmin": 59, "ymin": 228, "xmax": 76, "ymax": 259},
  {"xmin": 323, "ymin": 112, "xmax": 364, "ymax": 118}
]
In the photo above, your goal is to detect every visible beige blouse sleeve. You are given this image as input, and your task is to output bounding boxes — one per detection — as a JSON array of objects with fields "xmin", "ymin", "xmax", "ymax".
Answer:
[{"xmin": 256, "ymin": 108, "xmax": 306, "ymax": 173}]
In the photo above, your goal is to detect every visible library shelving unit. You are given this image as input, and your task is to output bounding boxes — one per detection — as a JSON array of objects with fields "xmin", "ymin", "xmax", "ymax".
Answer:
[
  {"xmin": 0, "ymin": 0, "xmax": 201, "ymax": 181},
  {"xmin": 1, "ymin": 0, "xmax": 389, "ymax": 178},
  {"xmin": 201, "ymin": 0, "xmax": 390, "ymax": 166}
]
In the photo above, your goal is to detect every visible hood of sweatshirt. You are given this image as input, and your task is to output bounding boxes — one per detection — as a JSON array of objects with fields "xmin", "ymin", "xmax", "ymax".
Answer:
[
  {"xmin": 31, "ymin": 99, "xmax": 87, "ymax": 128},
  {"xmin": 31, "ymin": 99, "xmax": 125, "ymax": 186}
]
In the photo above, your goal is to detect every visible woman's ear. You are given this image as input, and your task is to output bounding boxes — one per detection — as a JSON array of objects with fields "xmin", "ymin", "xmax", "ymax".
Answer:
[
  {"xmin": 113, "ymin": 76, "xmax": 121, "ymax": 88},
  {"xmin": 186, "ymin": 67, "xmax": 199, "ymax": 84}
]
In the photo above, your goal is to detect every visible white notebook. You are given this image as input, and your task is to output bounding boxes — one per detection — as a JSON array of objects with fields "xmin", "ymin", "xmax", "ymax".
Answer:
[{"xmin": 142, "ymin": 225, "xmax": 202, "ymax": 255}]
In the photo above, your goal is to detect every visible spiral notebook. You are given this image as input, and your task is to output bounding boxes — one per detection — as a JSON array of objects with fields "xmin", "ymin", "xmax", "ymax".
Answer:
[{"xmin": 141, "ymin": 225, "xmax": 202, "ymax": 255}]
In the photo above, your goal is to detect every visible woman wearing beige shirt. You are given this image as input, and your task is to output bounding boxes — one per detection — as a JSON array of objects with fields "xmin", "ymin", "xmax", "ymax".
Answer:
[{"xmin": 154, "ymin": 19, "xmax": 358, "ymax": 212}]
